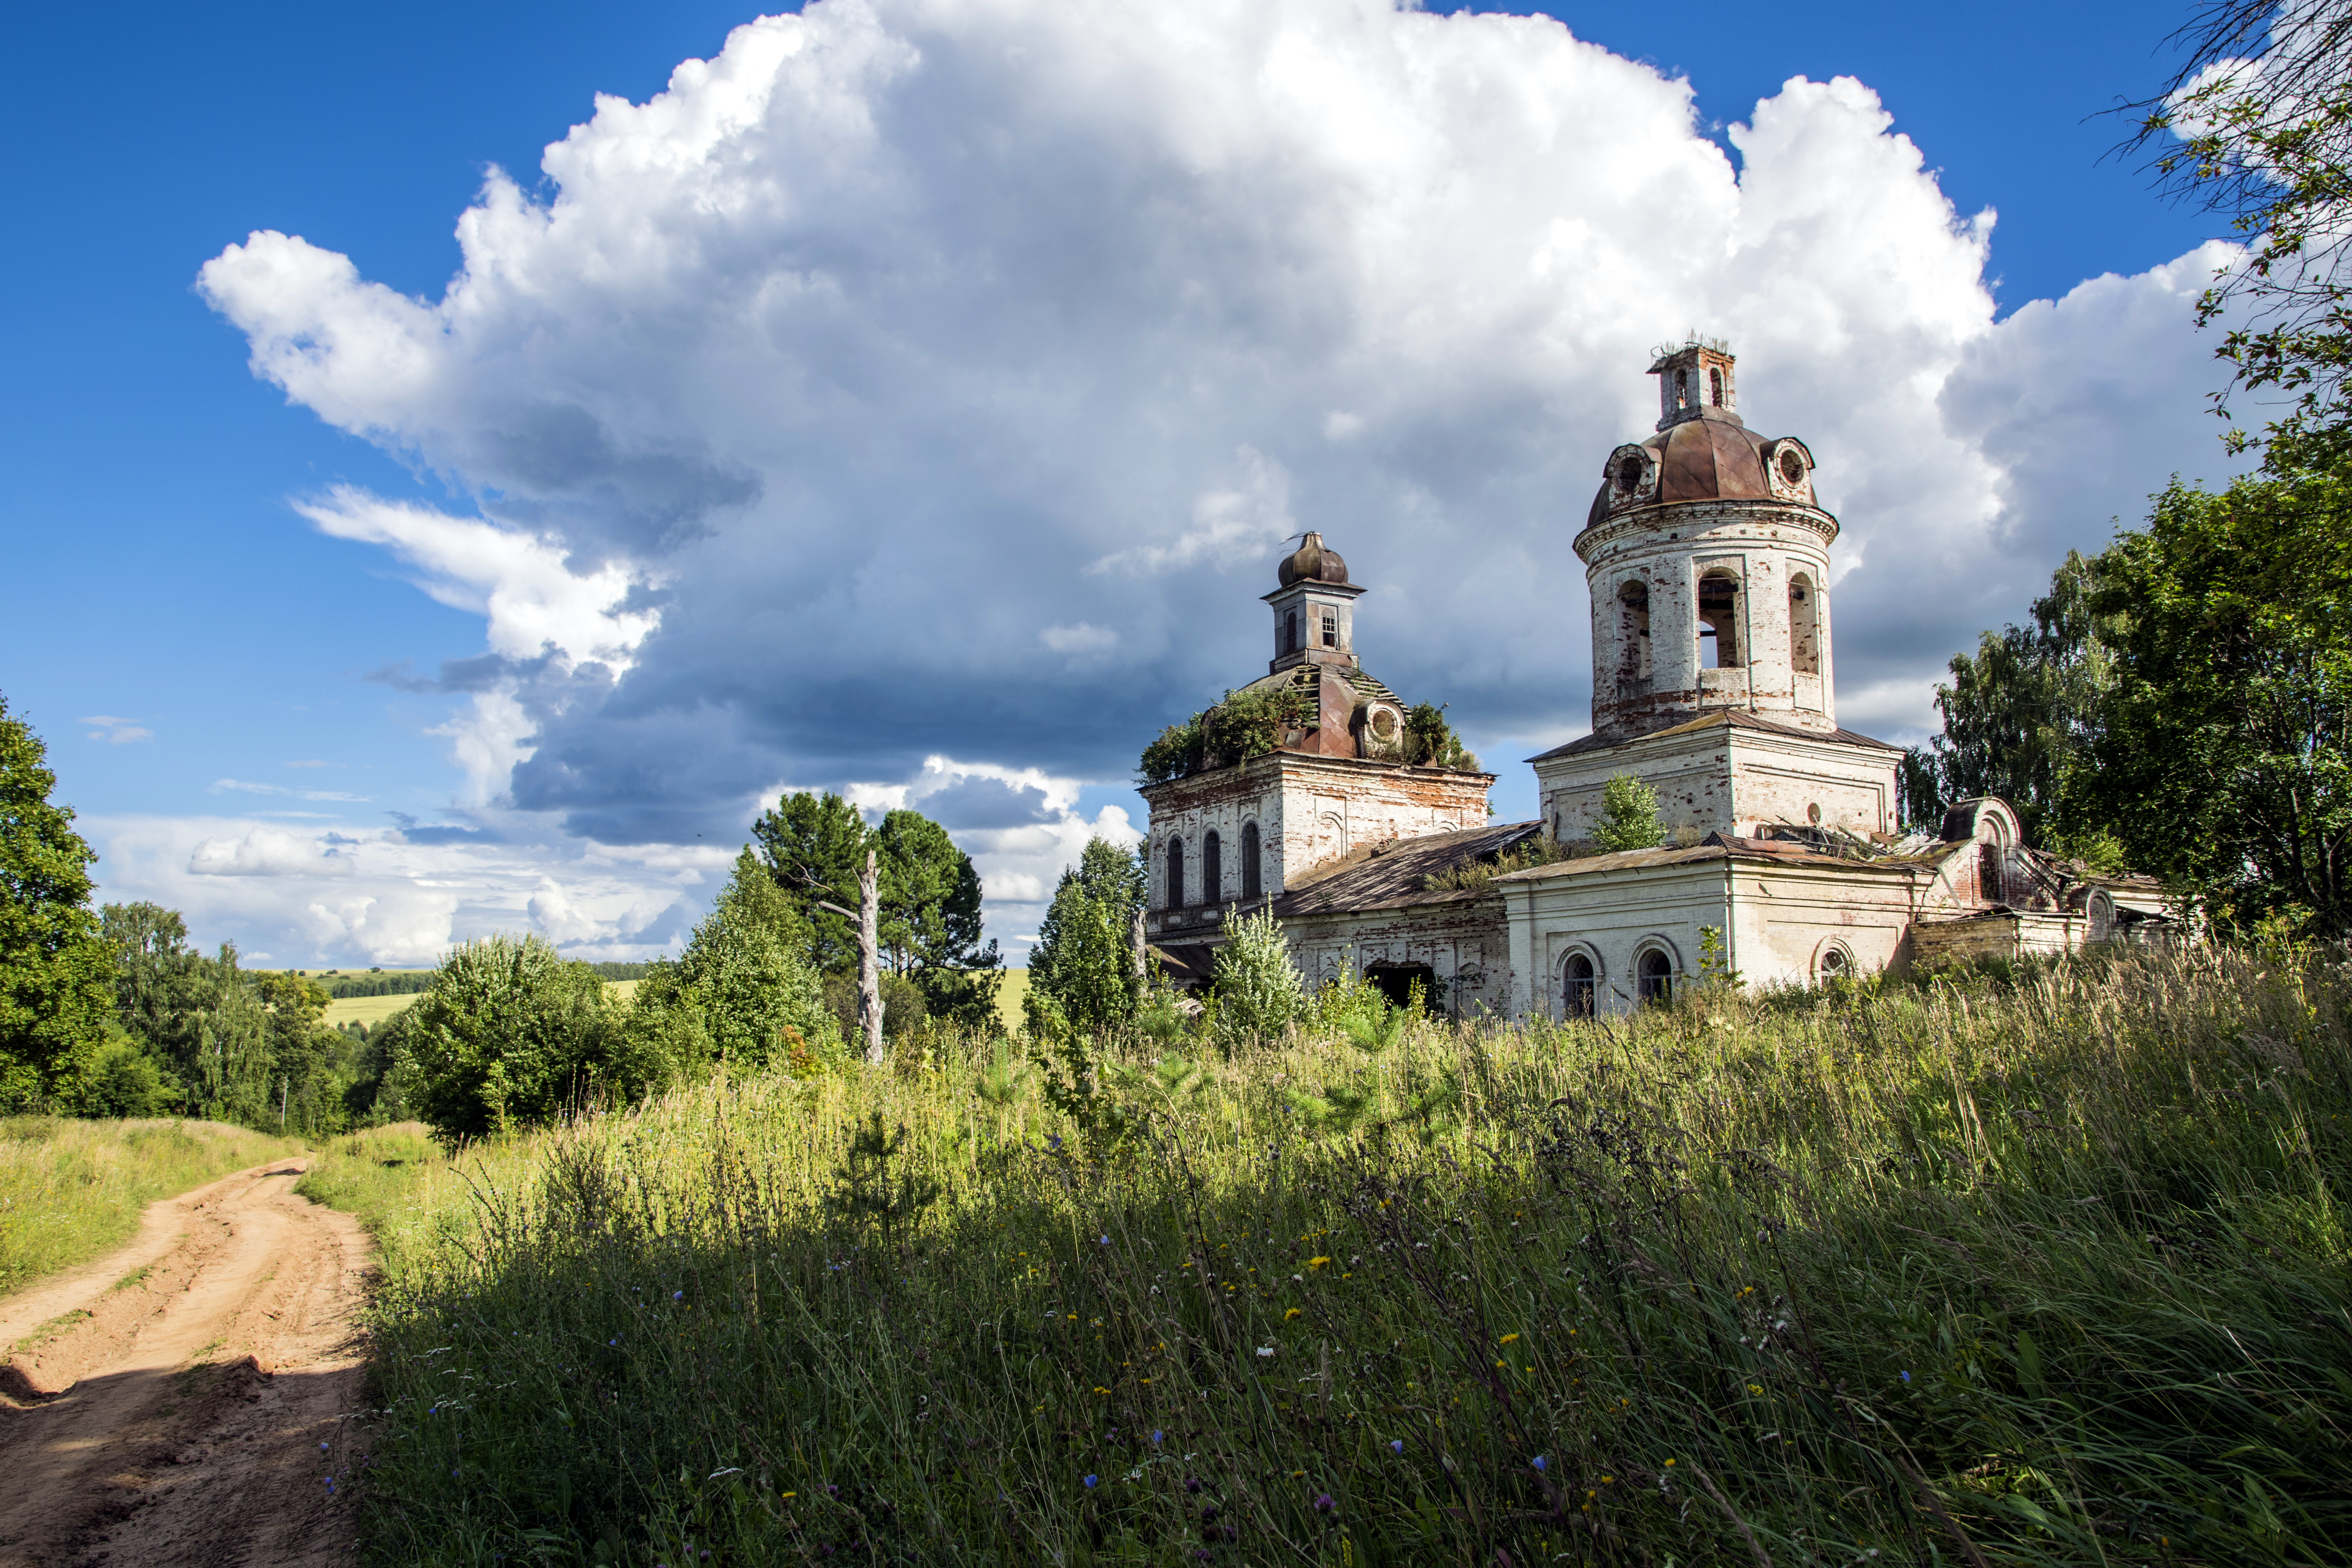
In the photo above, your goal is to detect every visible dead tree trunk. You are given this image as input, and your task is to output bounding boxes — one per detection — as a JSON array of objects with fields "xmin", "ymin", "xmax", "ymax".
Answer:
[
  {"xmin": 1130, "ymin": 903, "xmax": 1149, "ymax": 999},
  {"xmin": 857, "ymin": 849, "xmax": 883, "ymax": 1064}
]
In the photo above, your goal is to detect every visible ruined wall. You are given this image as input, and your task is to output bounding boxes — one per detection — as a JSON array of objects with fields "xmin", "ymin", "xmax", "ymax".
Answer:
[
  {"xmin": 1282, "ymin": 900, "xmax": 1512, "ymax": 1020},
  {"xmin": 1535, "ymin": 725, "xmax": 1898, "ymax": 841},
  {"xmin": 1141, "ymin": 753, "xmax": 1495, "ymax": 945},
  {"xmin": 1723, "ymin": 862, "xmax": 1918, "ymax": 987},
  {"xmin": 1578, "ymin": 499, "xmax": 1839, "ymax": 744}
]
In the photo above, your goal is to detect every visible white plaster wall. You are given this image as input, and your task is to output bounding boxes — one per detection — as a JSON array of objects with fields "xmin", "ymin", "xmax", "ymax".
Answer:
[
  {"xmin": 1500, "ymin": 858, "xmax": 1732, "ymax": 1019},
  {"xmin": 1535, "ymin": 726, "xmax": 1899, "ymax": 842},
  {"xmin": 1723, "ymin": 864, "xmax": 1917, "ymax": 987}
]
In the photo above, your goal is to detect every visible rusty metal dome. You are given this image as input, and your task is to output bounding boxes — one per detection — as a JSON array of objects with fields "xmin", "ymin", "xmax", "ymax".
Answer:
[
  {"xmin": 1278, "ymin": 531, "xmax": 1353, "ymax": 588},
  {"xmin": 1584, "ymin": 416, "xmax": 1815, "ymax": 530}
]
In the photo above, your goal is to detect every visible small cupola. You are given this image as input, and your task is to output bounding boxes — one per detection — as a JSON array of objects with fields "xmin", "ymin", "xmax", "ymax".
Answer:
[
  {"xmin": 1650, "ymin": 338, "xmax": 1739, "ymax": 431},
  {"xmin": 1263, "ymin": 531, "xmax": 1367, "ymax": 675}
]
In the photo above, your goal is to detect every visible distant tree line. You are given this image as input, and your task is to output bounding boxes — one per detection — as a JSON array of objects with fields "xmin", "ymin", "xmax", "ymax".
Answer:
[{"xmin": 0, "ymin": 713, "xmax": 1001, "ymax": 1138}]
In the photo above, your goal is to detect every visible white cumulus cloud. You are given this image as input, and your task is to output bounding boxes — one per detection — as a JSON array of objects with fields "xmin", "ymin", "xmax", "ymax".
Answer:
[{"xmin": 193, "ymin": 0, "xmax": 2253, "ymax": 955}]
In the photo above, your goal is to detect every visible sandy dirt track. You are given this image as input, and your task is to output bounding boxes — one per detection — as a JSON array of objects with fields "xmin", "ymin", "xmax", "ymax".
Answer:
[{"xmin": 0, "ymin": 1161, "xmax": 368, "ymax": 1568}]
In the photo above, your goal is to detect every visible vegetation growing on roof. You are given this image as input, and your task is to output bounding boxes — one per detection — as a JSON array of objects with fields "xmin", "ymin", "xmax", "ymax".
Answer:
[
  {"xmin": 1417, "ymin": 831, "xmax": 1588, "ymax": 892},
  {"xmin": 1136, "ymin": 684, "xmax": 1319, "ymax": 782},
  {"xmin": 1138, "ymin": 690, "xmax": 1483, "ymax": 783}
]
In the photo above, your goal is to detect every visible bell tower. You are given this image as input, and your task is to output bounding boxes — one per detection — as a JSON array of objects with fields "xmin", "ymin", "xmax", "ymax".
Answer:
[{"xmin": 1530, "ymin": 343, "xmax": 1901, "ymax": 841}]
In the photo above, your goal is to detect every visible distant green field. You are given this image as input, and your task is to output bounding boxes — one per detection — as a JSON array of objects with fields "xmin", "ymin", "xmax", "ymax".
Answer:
[
  {"xmin": 325, "ymin": 978, "xmax": 642, "ymax": 1031},
  {"xmin": 316, "ymin": 972, "xmax": 1014, "ymax": 1031}
]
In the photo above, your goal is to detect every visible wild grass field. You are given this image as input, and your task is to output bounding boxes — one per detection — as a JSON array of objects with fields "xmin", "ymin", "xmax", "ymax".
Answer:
[
  {"xmin": 343, "ymin": 947, "xmax": 2348, "ymax": 1566},
  {"xmin": 0, "ymin": 1118, "xmax": 304, "ymax": 1295}
]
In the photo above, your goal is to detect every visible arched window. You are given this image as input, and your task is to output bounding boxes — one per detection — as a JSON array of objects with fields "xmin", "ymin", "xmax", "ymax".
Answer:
[
  {"xmin": 1697, "ymin": 570, "xmax": 1742, "ymax": 668},
  {"xmin": 1563, "ymin": 952, "xmax": 1596, "ymax": 1019},
  {"xmin": 1241, "ymin": 821, "xmax": 1261, "ymax": 900},
  {"xmin": 1617, "ymin": 580, "xmax": 1652, "ymax": 687},
  {"xmin": 1202, "ymin": 830, "xmax": 1223, "ymax": 907},
  {"xmin": 1637, "ymin": 949, "xmax": 1673, "ymax": 1005},
  {"xmin": 1789, "ymin": 574, "xmax": 1820, "ymax": 677},
  {"xmin": 1166, "ymin": 837, "xmax": 1185, "ymax": 910},
  {"xmin": 1979, "ymin": 842, "xmax": 2004, "ymax": 905},
  {"xmin": 1284, "ymin": 610, "xmax": 1299, "ymax": 654},
  {"xmin": 1708, "ymin": 367, "xmax": 1724, "ymax": 407},
  {"xmin": 1817, "ymin": 945, "xmax": 1849, "ymax": 985},
  {"xmin": 1674, "ymin": 368, "xmax": 1690, "ymax": 407}
]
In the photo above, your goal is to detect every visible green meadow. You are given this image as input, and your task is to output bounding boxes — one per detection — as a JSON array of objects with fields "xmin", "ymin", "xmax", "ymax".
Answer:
[{"xmin": 321, "ymin": 946, "xmax": 2348, "ymax": 1566}]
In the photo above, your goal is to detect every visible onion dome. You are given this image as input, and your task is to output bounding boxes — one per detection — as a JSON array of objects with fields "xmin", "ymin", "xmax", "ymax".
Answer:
[{"xmin": 1278, "ymin": 530, "xmax": 1353, "ymax": 588}]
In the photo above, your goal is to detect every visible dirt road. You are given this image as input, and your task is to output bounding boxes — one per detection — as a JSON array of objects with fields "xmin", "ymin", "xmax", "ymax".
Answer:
[{"xmin": 0, "ymin": 1160, "xmax": 368, "ymax": 1568}]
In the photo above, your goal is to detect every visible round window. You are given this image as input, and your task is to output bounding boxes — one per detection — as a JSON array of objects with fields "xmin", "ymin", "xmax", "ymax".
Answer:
[
  {"xmin": 1807, "ymin": 802, "xmax": 1822, "ymax": 825},
  {"xmin": 1820, "ymin": 947, "xmax": 1847, "ymax": 980},
  {"xmin": 1777, "ymin": 448, "xmax": 1806, "ymax": 486},
  {"xmin": 1371, "ymin": 709, "xmax": 1397, "ymax": 739}
]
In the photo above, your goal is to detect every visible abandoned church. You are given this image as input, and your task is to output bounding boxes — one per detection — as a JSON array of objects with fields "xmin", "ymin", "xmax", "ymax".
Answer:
[{"xmin": 1137, "ymin": 341, "xmax": 2167, "ymax": 1018}]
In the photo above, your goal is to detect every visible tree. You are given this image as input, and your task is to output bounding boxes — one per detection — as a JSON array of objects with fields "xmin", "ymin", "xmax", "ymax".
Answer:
[
  {"xmin": 0, "ymin": 697, "xmax": 116, "ymax": 1111},
  {"xmin": 2120, "ymin": 0, "xmax": 2352, "ymax": 449},
  {"xmin": 102, "ymin": 902, "xmax": 210, "ymax": 1074},
  {"xmin": 627, "ymin": 853, "xmax": 839, "ymax": 1075},
  {"xmin": 2065, "ymin": 456, "xmax": 2352, "ymax": 936},
  {"xmin": 750, "ymin": 791, "xmax": 868, "ymax": 973},
  {"xmin": 1210, "ymin": 906, "xmax": 1305, "ymax": 1047},
  {"xmin": 1904, "ymin": 552, "xmax": 2114, "ymax": 845},
  {"xmin": 874, "ymin": 809, "xmax": 1003, "ymax": 1025},
  {"xmin": 1029, "ymin": 837, "xmax": 1146, "ymax": 1033},
  {"xmin": 1592, "ymin": 774, "xmax": 1664, "ymax": 852},
  {"xmin": 397, "ymin": 935, "xmax": 630, "ymax": 1141}
]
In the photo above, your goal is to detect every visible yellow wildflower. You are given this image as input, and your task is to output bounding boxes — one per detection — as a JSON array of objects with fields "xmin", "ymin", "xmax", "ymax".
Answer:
[{"xmin": 1499, "ymin": 1334, "xmax": 1519, "ymax": 1345}]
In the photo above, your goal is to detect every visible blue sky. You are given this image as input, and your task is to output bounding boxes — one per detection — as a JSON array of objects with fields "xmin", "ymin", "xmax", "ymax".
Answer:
[{"xmin": 1, "ymin": 0, "xmax": 2239, "ymax": 965}]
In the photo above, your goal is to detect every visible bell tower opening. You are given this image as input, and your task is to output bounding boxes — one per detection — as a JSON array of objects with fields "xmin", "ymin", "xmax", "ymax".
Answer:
[
  {"xmin": 1697, "ymin": 570, "xmax": 1742, "ymax": 669},
  {"xmin": 1617, "ymin": 579, "xmax": 1652, "ymax": 688}
]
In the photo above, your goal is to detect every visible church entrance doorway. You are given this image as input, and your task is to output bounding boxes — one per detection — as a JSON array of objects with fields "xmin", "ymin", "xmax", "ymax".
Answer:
[{"xmin": 1365, "ymin": 962, "xmax": 1438, "ymax": 1013}]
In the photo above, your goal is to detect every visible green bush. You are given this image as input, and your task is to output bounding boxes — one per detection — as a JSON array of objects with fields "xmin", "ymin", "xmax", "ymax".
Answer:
[
  {"xmin": 395, "ymin": 935, "xmax": 631, "ymax": 1141},
  {"xmin": 1209, "ymin": 905, "xmax": 1305, "ymax": 1047}
]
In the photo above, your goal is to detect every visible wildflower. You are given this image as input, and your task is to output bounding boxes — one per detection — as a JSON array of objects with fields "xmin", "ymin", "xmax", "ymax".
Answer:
[
  {"xmin": 1047, "ymin": 1134, "xmax": 1063, "ymax": 1152},
  {"xmin": 1900, "ymin": 1370, "xmax": 1911, "ymax": 1383},
  {"xmin": 1256, "ymin": 1346, "xmax": 1276, "ymax": 1357},
  {"xmin": 1531, "ymin": 1455, "xmax": 1546, "ymax": 1472},
  {"xmin": 1307, "ymin": 1256, "xmax": 1330, "ymax": 1268},
  {"xmin": 1313, "ymin": 1493, "xmax": 1336, "ymax": 1513},
  {"xmin": 1083, "ymin": 1474, "xmax": 1098, "ymax": 1489},
  {"xmin": 1186, "ymin": 1477, "xmax": 1203, "ymax": 1493},
  {"xmin": 673, "ymin": 1291, "xmax": 683, "ymax": 1300},
  {"xmin": 1500, "ymin": 1334, "xmax": 1519, "ymax": 1345},
  {"xmin": 1664, "ymin": 1459, "xmax": 1676, "ymax": 1468},
  {"xmin": 1094, "ymin": 1387, "xmax": 1111, "ymax": 1396},
  {"xmin": 1389, "ymin": 1440, "xmax": 1404, "ymax": 1454},
  {"xmin": 1100, "ymin": 1235, "xmax": 1111, "ymax": 1245},
  {"xmin": 1152, "ymin": 1430, "xmax": 1164, "ymax": 1445},
  {"xmin": 1285, "ymin": 1308, "xmax": 1302, "ymax": 1321},
  {"xmin": 319, "ymin": 1442, "xmax": 330, "ymax": 1452}
]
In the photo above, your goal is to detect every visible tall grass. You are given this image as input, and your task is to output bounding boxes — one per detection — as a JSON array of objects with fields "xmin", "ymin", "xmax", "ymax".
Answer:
[
  {"xmin": 352, "ymin": 947, "xmax": 2350, "ymax": 1566},
  {"xmin": 0, "ymin": 1118, "xmax": 303, "ymax": 1296}
]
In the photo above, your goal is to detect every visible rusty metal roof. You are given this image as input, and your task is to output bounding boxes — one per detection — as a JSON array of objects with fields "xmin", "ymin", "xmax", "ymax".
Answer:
[
  {"xmin": 1272, "ymin": 820, "xmax": 1543, "ymax": 918},
  {"xmin": 1526, "ymin": 708, "xmax": 1903, "ymax": 763}
]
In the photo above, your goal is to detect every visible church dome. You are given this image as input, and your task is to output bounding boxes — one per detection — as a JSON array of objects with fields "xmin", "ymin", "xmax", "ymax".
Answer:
[
  {"xmin": 1583, "ymin": 415, "xmax": 1817, "ymax": 530},
  {"xmin": 1278, "ymin": 531, "xmax": 1352, "ymax": 587}
]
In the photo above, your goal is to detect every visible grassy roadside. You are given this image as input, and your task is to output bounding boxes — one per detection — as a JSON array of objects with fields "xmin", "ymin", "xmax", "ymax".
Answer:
[
  {"xmin": 0, "ymin": 1118, "xmax": 304, "ymax": 1297},
  {"xmin": 294, "ymin": 1123, "xmax": 458, "ymax": 1277},
  {"xmin": 341, "ymin": 946, "xmax": 2352, "ymax": 1566}
]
